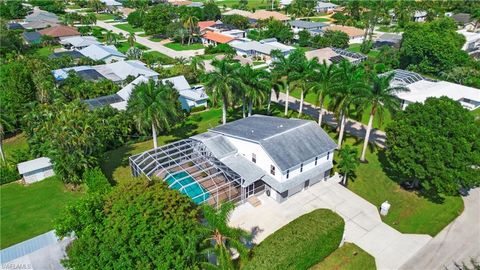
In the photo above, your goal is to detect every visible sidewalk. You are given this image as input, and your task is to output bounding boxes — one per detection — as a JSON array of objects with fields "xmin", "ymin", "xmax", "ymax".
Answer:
[{"xmin": 271, "ymin": 91, "xmax": 387, "ymax": 148}]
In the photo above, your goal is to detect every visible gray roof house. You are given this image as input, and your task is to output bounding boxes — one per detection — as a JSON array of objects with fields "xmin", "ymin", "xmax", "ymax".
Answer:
[
  {"xmin": 288, "ymin": 20, "xmax": 327, "ymax": 38},
  {"xmin": 129, "ymin": 115, "xmax": 337, "ymax": 206},
  {"xmin": 78, "ymin": 44, "xmax": 126, "ymax": 63},
  {"xmin": 315, "ymin": 1, "xmax": 338, "ymax": 13},
  {"xmin": 23, "ymin": 7, "xmax": 59, "ymax": 29},
  {"xmin": 374, "ymin": 33, "xmax": 402, "ymax": 48},
  {"xmin": 22, "ymin": 31, "xmax": 42, "ymax": 45}
]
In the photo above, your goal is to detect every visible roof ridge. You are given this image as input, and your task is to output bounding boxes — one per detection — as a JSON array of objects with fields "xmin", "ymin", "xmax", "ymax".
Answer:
[{"xmin": 262, "ymin": 120, "xmax": 311, "ymax": 141}]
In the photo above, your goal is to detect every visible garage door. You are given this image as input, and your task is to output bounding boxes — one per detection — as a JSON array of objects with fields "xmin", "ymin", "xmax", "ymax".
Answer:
[{"xmin": 289, "ymin": 182, "xmax": 304, "ymax": 197}]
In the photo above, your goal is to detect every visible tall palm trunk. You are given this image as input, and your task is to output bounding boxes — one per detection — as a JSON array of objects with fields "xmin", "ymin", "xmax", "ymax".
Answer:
[
  {"xmin": 317, "ymin": 95, "xmax": 324, "ymax": 126},
  {"xmin": 151, "ymin": 122, "xmax": 158, "ymax": 149},
  {"xmin": 284, "ymin": 85, "xmax": 289, "ymax": 116},
  {"xmin": 299, "ymin": 89, "xmax": 304, "ymax": 116},
  {"xmin": 248, "ymin": 99, "xmax": 253, "ymax": 116},
  {"xmin": 267, "ymin": 91, "xmax": 272, "ymax": 114},
  {"xmin": 343, "ymin": 173, "xmax": 348, "ymax": 186},
  {"xmin": 222, "ymin": 96, "xmax": 228, "ymax": 125},
  {"xmin": 337, "ymin": 113, "xmax": 346, "ymax": 148},
  {"xmin": 0, "ymin": 141, "xmax": 5, "ymax": 164},
  {"xmin": 242, "ymin": 95, "xmax": 246, "ymax": 118},
  {"xmin": 360, "ymin": 106, "xmax": 376, "ymax": 162}
]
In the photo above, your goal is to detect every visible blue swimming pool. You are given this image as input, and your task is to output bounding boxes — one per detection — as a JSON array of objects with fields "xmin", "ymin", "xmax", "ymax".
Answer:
[{"xmin": 165, "ymin": 171, "xmax": 210, "ymax": 204}]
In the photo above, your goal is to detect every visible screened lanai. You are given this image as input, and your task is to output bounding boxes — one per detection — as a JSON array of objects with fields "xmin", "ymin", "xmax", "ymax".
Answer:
[{"xmin": 129, "ymin": 139, "xmax": 244, "ymax": 207}]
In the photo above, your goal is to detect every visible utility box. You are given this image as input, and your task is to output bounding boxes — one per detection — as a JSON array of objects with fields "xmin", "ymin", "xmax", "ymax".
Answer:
[{"xmin": 380, "ymin": 201, "xmax": 391, "ymax": 216}]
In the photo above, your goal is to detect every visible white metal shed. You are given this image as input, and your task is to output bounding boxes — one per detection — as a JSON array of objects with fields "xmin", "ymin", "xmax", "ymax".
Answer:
[{"xmin": 17, "ymin": 157, "xmax": 54, "ymax": 184}]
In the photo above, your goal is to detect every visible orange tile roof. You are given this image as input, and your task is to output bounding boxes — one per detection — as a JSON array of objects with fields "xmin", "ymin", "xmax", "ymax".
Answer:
[
  {"xmin": 39, "ymin": 25, "xmax": 80, "ymax": 38},
  {"xmin": 203, "ymin": 31, "xmax": 235, "ymax": 44},
  {"xmin": 324, "ymin": 25, "xmax": 364, "ymax": 38},
  {"xmin": 251, "ymin": 10, "xmax": 289, "ymax": 21},
  {"xmin": 198, "ymin": 21, "xmax": 216, "ymax": 31}
]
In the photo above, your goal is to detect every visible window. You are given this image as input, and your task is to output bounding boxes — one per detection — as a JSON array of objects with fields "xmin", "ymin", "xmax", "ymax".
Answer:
[
  {"xmin": 252, "ymin": 153, "xmax": 256, "ymax": 163},
  {"xmin": 300, "ymin": 163, "xmax": 303, "ymax": 173},
  {"xmin": 327, "ymin": 152, "xmax": 330, "ymax": 160},
  {"xmin": 286, "ymin": 169, "xmax": 289, "ymax": 179},
  {"xmin": 315, "ymin": 157, "xmax": 318, "ymax": 165},
  {"xmin": 270, "ymin": 165, "xmax": 275, "ymax": 175}
]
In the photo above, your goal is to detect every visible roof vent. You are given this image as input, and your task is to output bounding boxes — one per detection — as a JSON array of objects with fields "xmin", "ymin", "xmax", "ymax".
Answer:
[
  {"xmin": 251, "ymin": 130, "xmax": 254, "ymax": 133},
  {"xmin": 279, "ymin": 124, "xmax": 283, "ymax": 128}
]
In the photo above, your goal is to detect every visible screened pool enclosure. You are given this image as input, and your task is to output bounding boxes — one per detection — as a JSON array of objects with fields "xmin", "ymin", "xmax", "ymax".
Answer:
[{"xmin": 129, "ymin": 139, "xmax": 247, "ymax": 207}]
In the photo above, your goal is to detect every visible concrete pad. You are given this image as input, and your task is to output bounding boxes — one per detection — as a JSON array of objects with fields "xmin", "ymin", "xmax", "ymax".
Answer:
[
  {"xmin": 344, "ymin": 220, "xmax": 369, "ymax": 243},
  {"xmin": 316, "ymin": 188, "xmax": 345, "ymax": 207},
  {"xmin": 351, "ymin": 212, "xmax": 382, "ymax": 231},
  {"xmin": 334, "ymin": 202, "xmax": 363, "ymax": 220},
  {"xmin": 356, "ymin": 224, "xmax": 402, "ymax": 256}
]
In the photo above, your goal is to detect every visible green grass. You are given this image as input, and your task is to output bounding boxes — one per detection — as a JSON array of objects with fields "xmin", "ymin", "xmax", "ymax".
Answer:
[
  {"xmin": 472, "ymin": 108, "xmax": 480, "ymax": 118},
  {"xmin": 193, "ymin": 0, "xmax": 272, "ymax": 9},
  {"xmin": 0, "ymin": 177, "xmax": 83, "ymax": 248},
  {"xmin": 245, "ymin": 209, "xmax": 344, "ymax": 270},
  {"xmin": 310, "ymin": 243, "xmax": 376, "ymax": 270},
  {"xmin": 114, "ymin": 23, "xmax": 143, "ymax": 33},
  {"xmin": 142, "ymin": 51, "xmax": 177, "ymax": 65},
  {"xmin": 253, "ymin": 61, "xmax": 265, "ymax": 66},
  {"xmin": 32, "ymin": 45, "xmax": 61, "ymax": 58},
  {"xmin": 348, "ymin": 44, "xmax": 380, "ymax": 58},
  {"xmin": 3, "ymin": 133, "xmax": 29, "ymax": 161},
  {"xmin": 115, "ymin": 41, "xmax": 148, "ymax": 53},
  {"xmin": 164, "ymin": 42, "xmax": 204, "ymax": 51},
  {"xmin": 95, "ymin": 13, "xmax": 115, "ymax": 21},
  {"xmin": 336, "ymin": 132, "xmax": 464, "ymax": 236},
  {"xmin": 310, "ymin": 17, "xmax": 331, "ymax": 23}
]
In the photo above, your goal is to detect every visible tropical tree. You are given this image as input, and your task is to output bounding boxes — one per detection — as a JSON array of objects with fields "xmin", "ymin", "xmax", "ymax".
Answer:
[
  {"xmin": 290, "ymin": 58, "xmax": 317, "ymax": 116},
  {"xmin": 105, "ymin": 30, "xmax": 117, "ymax": 45},
  {"xmin": 269, "ymin": 76, "xmax": 287, "ymax": 114},
  {"xmin": 0, "ymin": 110, "xmax": 13, "ymax": 163},
  {"xmin": 183, "ymin": 15, "xmax": 199, "ymax": 45},
  {"xmin": 190, "ymin": 56, "xmax": 206, "ymax": 79},
  {"xmin": 126, "ymin": 46, "xmax": 143, "ymax": 60},
  {"xmin": 82, "ymin": 12, "xmax": 97, "ymax": 25},
  {"xmin": 331, "ymin": 61, "xmax": 367, "ymax": 148},
  {"xmin": 203, "ymin": 59, "xmax": 241, "ymax": 124},
  {"xmin": 358, "ymin": 72, "xmax": 408, "ymax": 162},
  {"xmin": 201, "ymin": 202, "xmax": 251, "ymax": 270},
  {"xmin": 127, "ymin": 80, "xmax": 182, "ymax": 148},
  {"xmin": 237, "ymin": 65, "xmax": 271, "ymax": 117},
  {"xmin": 127, "ymin": 31, "xmax": 136, "ymax": 47},
  {"xmin": 88, "ymin": 0, "xmax": 106, "ymax": 13},
  {"xmin": 312, "ymin": 60, "xmax": 336, "ymax": 126},
  {"xmin": 338, "ymin": 145, "xmax": 360, "ymax": 186}
]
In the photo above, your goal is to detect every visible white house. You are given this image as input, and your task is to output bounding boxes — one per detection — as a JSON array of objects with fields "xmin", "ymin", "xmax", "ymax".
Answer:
[
  {"xmin": 305, "ymin": 47, "xmax": 366, "ymax": 65},
  {"xmin": 85, "ymin": 75, "xmax": 208, "ymax": 111},
  {"xmin": 315, "ymin": 1, "xmax": 339, "ymax": 13},
  {"xmin": 457, "ymin": 29, "xmax": 480, "ymax": 52},
  {"xmin": 229, "ymin": 38, "xmax": 295, "ymax": 60},
  {"xmin": 79, "ymin": 44, "xmax": 126, "ymax": 63},
  {"xmin": 413, "ymin": 10, "xmax": 427, "ymax": 22},
  {"xmin": 17, "ymin": 157, "xmax": 54, "ymax": 184},
  {"xmin": 59, "ymin": 36, "xmax": 101, "ymax": 50},
  {"xmin": 129, "ymin": 115, "xmax": 337, "ymax": 206},
  {"xmin": 385, "ymin": 69, "xmax": 480, "ymax": 111},
  {"xmin": 288, "ymin": 20, "xmax": 327, "ymax": 38}
]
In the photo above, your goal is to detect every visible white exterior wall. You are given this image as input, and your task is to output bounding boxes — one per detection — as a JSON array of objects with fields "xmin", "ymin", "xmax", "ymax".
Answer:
[
  {"xmin": 281, "ymin": 151, "xmax": 332, "ymax": 181},
  {"xmin": 349, "ymin": 36, "xmax": 365, "ymax": 44},
  {"xmin": 223, "ymin": 136, "xmax": 282, "ymax": 181},
  {"xmin": 23, "ymin": 167, "xmax": 54, "ymax": 184}
]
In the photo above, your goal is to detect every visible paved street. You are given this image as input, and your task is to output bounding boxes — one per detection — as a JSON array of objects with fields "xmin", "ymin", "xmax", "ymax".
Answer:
[
  {"xmin": 230, "ymin": 174, "xmax": 431, "ymax": 270},
  {"xmin": 400, "ymin": 188, "xmax": 480, "ymax": 270},
  {"xmin": 271, "ymin": 92, "xmax": 387, "ymax": 148},
  {"xmin": 95, "ymin": 21, "xmax": 204, "ymax": 59}
]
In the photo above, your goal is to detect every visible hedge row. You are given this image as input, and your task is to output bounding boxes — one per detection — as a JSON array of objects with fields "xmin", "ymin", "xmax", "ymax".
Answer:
[{"xmin": 244, "ymin": 209, "xmax": 345, "ymax": 270}]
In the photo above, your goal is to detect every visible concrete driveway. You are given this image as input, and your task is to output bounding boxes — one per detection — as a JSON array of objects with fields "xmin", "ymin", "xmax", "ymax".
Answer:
[{"xmin": 229, "ymin": 174, "xmax": 431, "ymax": 270}]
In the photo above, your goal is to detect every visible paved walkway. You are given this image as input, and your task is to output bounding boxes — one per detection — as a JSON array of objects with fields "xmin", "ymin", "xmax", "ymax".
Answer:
[
  {"xmin": 400, "ymin": 188, "xmax": 480, "ymax": 270},
  {"xmin": 272, "ymin": 92, "xmax": 387, "ymax": 148},
  {"xmin": 229, "ymin": 174, "xmax": 431, "ymax": 270},
  {"xmin": 95, "ymin": 21, "xmax": 204, "ymax": 59}
]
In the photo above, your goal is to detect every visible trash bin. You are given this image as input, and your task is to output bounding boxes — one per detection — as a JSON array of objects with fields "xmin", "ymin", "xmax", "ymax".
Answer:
[{"xmin": 380, "ymin": 201, "xmax": 391, "ymax": 216}]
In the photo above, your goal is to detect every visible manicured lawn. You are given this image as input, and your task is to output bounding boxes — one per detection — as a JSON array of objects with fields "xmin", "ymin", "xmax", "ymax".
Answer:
[
  {"xmin": 310, "ymin": 17, "xmax": 331, "ymax": 23},
  {"xmin": 245, "ymin": 209, "xmax": 344, "ymax": 270},
  {"xmin": 336, "ymin": 133, "xmax": 464, "ymax": 236},
  {"xmin": 31, "ymin": 45, "xmax": 61, "ymax": 58},
  {"xmin": 193, "ymin": 0, "xmax": 271, "ymax": 9},
  {"xmin": 95, "ymin": 13, "xmax": 115, "ymax": 21},
  {"xmin": 115, "ymin": 41, "xmax": 148, "ymax": 53},
  {"xmin": 0, "ymin": 177, "xmax": 83, "ymax": 248},
  {"xmin": 142, "ymin": 51, "xmax": 177, "ymax": 65},
  {"xmin": 114, "ymin": 23, "xmax": 143, "ymax": 33},
  {"xmin": 472, "ymin": 108, "xmax": 480, "ymax": 118},
  {"xmin": 3, "ymin": 133, "xmax": 29, "ymax": 160},
  {"xmin": 164, "ymin": 42, "xmax": 204, "ymax": 51},
  {"xmin": 348, "ymin": 44, "xmax": 380, "ymax": 58},
  {"xmin": 311, "ymin": 243, "xmax": 376, "ymax": 270}
]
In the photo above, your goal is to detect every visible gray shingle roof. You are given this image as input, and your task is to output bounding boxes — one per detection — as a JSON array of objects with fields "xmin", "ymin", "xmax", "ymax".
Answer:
[
  {"xmin": 22, "ymin": 31, "xmax": 42, "ymax": 43},
  {"xmin": 191, "ymin": 132, "xmax": 237, "ymax": 159},
  {"xmin": 210, "ymin": 115, "xmax": 337, "ymax": 171},
  {"xmin": 289, "ymin": 20, "xmax": 327, "ymax": 29},
  {"xmin": 220, "ymin": 154, "xmax": 265, "ymax": 185}
]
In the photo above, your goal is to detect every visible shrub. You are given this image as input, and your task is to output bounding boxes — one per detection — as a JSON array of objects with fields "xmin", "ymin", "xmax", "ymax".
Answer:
[
  {"xmin": 83, "ymin": 168, "xmax": 111, "ymax": 194},
  {"xmin": 189, "ymin": 105, "xmax": 206, "ymax": 113},
  {"xmin": 0, "ymin": 164, "xmax": 20, "ymax": 185},
  {"xmin": 244, "ymin": 209, "xmax": 344, "ymax": 270},
  {"xmin": 204, "ymin": 44, "xmax": 235, "ymax": 55}
]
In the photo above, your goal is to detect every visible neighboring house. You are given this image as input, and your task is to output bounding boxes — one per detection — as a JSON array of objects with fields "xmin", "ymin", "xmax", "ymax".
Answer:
[
  {"xmin": 39, "ymin": 25, "xmax": 80, "ymax": 40},
  {"xmin": 202, "ymin": 31, "xmax": 235, "ymax": 46},
  {"xmin": 129, "ymin": 115, "xmax": 337, "ymax": 206},
  {"xmin": 324, "ymin": 25, "xmax": 364, "ymax": 44},
  {"xmin": 457, "ymin": 29, "xmax": 480, "ymax": 53},
  {"xmin": 52, "ymin": 60, "xmax": 159, "ymax": 83},
  {"xmin": 100, "ymin": 0, "xmax": 122, "ymax": 8},
  {"xmin": 451, "ymin": 13, "xmax": 477, "ymax": 31},
  {"xmin": 230, "ymin": 38, "xmax": 295, "ymax": 60},
  {"xmin": 413, "ymin": 10, "xmax": 427, "ymax": 22},
  {"xmin": 48, "ymin": 50, "xmax": 84, "ymax": 60},
  {"xmin": 17, "ymin": 157, "xmax": 54, "ymax": 184},
  {"xmin": 222, "ymin": 9, "xmax": 254, "ymax": 19},
  {"xmin": 279, "ymin": 0, "xmax": 293, "ymax": 8},
  {"xmin": 23, "ymin": 7, "xmax": 59, "ymax": 29},
  {"xmin": 84, "ymin": 75, "xmax": 208, "ymax": 111},
  {"xmin": 6, "ymin": 22, "xmax": 24, "ymax": 30},
  {"xmin": 374, "ymin": 33, "xmax": 402, "ymax": 48},
  {"xmin": 22, "ymin": 31, "xmax": 42, "ymax": 45},
  {"xmin": 305, "ymin": 47, "xmax": 366, "ymax": 65},
  {"xmin": 384, "ymin": 69, "xmax": 480, "ymax": 111},
  {"xmin": 198, "ymin": 20, "xmax": 217, "ymax": 32},
  {"xmin": 79, "ymin": 44, "xmax": 126, "ymax": 63},
  {"xmin": 288, "ymin": 20, "xmax": 327, "ymax": 38},
  {"xmin": 315, "ymin": 1, "xmax": 339, "ymax": 13},
  {"xmin": 222, "ymin": 9, "xmax": 289, "ymax": 22},
  {"xmin": 60, "ymin": 36, "xmax": 101, "ymax": 50}
]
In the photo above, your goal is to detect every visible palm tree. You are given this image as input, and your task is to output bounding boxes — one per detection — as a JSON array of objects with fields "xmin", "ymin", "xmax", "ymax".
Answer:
[
  {"xmin": 183, "ymin": 15, "xmax": 199, "ymax": 45},
  {"xmin": 204, "ymin": 60, "xmax": 241, "ymax": 125},
  {"xmin": 190, "ymin": 57, "xmax": 206, "ymax": 79},
  {"xmin": 290, "ymin": 58, "xmax": 317, "ymax": 117},
  {"xmin": 201, "ymin": 202, "xmax": 251, "ymax": 270},
  {"xmin": 127, "ymin": 32, "xmax": 136, "ymax": 47},
  {"xmin": 269, "ymin": 76, "xmax": 287, "ymax": 114},
  {"xmin": 338, "ymin": 145, "xmax": 360, "ymax": 186},
  {"xmin": 105, "ymin": 30, "xmax": 117, "ymax": 45},
  {"xmin": 331, "ymin": 60, "xmax": 368, "ymax": 148},
  {"xmin": 312, "ymin": 60, "xmax": 336, "ymax": 126},
  {"xmin": 237, "ymin": 65, "xmax": 271, "ymax": 117},
  {"xmin": 88, "ymin": 0, "xmax": 106, "ymax": 13},
  {"xmin": 127, "ymin": 80, "xmax": 181, "ymax": 149},
  {"xmin": 358, "ymin": 72, "xmax": 408, "ymax": 162},
  {"xmin": 271, "ymin": 49, "xmax": 306, "ymax": 116},
  {"xmin": 0, "ymin": 109, "xmax": 14, "ymax": 164}
]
